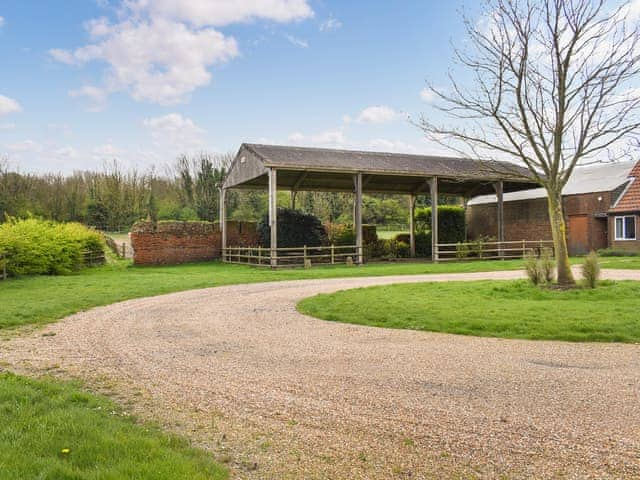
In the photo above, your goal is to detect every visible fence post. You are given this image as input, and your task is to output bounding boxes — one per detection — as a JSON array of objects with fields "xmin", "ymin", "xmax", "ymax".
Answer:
[
  {"xmin": 258, "ymin": 246, "xmax": 262, "ymax": 266},
  {"xmin": 522, "ymin": 239, "xmax": 526, "ymax": 258},
  {"xmin": 303, "ymin": 245, "xmax": 307, "ymax": 266},
  {"xmin": 331, "ymin": 244, "xmax": 335, "ymax": 265}
]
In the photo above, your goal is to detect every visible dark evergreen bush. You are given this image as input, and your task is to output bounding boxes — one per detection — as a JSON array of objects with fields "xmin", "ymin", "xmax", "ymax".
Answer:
[
  {"xmin": 258, "ymin": 208, "xmax": 327, "ymax": 248},
  {"xmin": 414, "ymin": 206, "xmax": 465, "ymax": 243}
]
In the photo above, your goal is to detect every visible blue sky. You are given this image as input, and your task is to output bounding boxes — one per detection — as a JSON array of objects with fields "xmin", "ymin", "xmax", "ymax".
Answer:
[{"xmin": 1, "ymin": 1, "xmax": 482, "ymax": 173}]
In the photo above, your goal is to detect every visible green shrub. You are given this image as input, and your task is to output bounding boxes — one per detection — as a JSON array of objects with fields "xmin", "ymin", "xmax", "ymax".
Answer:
[
  {"xmin": 524, "ymin": 251, "xmax": 544, "ymax": 285},
  {"xmin": 325, "ymin": 223, "xmax": 377, "ymax": 246},
  {"xmin": 415, "ymin": 231, "xmax": 432, "ymax": 257},
  {"xmin": 539, "ymin": 248, "xmax": 555, "ymax": 283},
  {"xmin": 597, "ymin": 248, "xmax": 639, "ymax": 257},
  {"xmin": 258, "ymin": 208, "xmax": 327, "ymax": 248},
  {"xmin": 364, "ymin": 239, "xmax": 411, "ymax": 260},
  {"xmin": 414, "ymin": 206, "xmax": 465, "ymax": 243},
  {"xmin": 0, "ymin": 218, "xmax": 105, "ymax": 276},
  {"xmin": 582, "ymin": 251, "xmax": 600, "ymax": 289},
  {"xmin": 394, "ymin": 233, "xmax": 410, "ymax": 244},
  {"xmin": 456, "ymin": 242, "xmax": 470, "ymax": 259},
  {"xmin": 468, "ymin": 235, "xmax": 496, "ymax": 258}
]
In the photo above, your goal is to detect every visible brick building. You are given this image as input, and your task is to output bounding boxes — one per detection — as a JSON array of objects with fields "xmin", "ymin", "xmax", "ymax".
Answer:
[{"xmin": 467, "ymin": 160, "xmax": 640, "ymax": 255}]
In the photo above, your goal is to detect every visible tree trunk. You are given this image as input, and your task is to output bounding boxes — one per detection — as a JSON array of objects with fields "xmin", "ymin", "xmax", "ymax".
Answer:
[{"xmin": 546, "ymin": 190, "xmax": 575, "ymax": 286}]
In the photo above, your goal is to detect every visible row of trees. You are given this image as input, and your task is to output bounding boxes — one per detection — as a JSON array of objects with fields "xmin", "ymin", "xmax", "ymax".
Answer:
[{"xmin": 1, "ymin": 155, "xmax": 449, "ymax": 230}]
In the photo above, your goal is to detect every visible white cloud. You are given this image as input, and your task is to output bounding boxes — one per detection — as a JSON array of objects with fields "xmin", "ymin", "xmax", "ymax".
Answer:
[
  {"xmin": 0, "ymin": 123, "xmax": 15, "ymax": 131},
  {"xmin": 288, "ymin": 129, "xmax": 346, "ymax": 147},
  {"xmin": 7, "ymin": 140, "xmax": 42, "ymax": 152},
  {"xmin": 0, "ymin": 16, "xmax": 5, "ymax": 29},
  {"xmin": 69, "ymin": 85, "xmax": 108, "ymax": 112},
  {"xmin": 143, "ymin": 113, "xmax": 206, "ymax": 150},
  {"xmin": 52, "ymin": 18, "xmax": 238, "ymax": 105},
  {"xmin": 0, "ymin": 95, "xmax": 21, "ymax": 116},
  {"xmin": 92, "ymin": 143, "xmax": 122, "ymax": 161},
  {"xmin": 54, "ymin": 146, "xmax": 80, "ymax": 159},
  {"xmin": 128, "ymin": 0, "xmax": 314, "ymax": 27},
  {"xmin": 620, "ymin": 0, "xmax": 640, "ymax": 20},
  {"xmin": 285, "ymin": 34, "xmax": 308, "ymax": 48},
  {"xmin": 367, "ymin": 139, "xmax": 418, "ymax": 153},
  {"xmin": 49, "ymin": 0, "xmax": 312, "ymax": 106},
  {"xmin": 356, "ymin": 105, "xmax": 398, "ymax": 124},
  {"xmin": 420, "ymin": 87, "xmax": 436, "ymax": 103},
  {"xmin": 319, "ymin": 17, "xmax": 342, "ymax": 32}
]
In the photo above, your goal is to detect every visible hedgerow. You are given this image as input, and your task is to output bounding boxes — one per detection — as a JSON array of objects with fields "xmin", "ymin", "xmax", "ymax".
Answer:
[{"xmin": 0, "ymin": 218, "xmax": 105, "ymax": 276}]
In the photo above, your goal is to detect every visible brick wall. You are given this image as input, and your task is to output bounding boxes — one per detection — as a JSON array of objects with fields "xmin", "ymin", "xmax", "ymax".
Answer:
[
  {"xmin": 130, "ymin": 220, "xmax": 259, "ymax": 265},
  {"xmin": 467, "ymin": 191, "xmax": 614, "ymax": 254}
]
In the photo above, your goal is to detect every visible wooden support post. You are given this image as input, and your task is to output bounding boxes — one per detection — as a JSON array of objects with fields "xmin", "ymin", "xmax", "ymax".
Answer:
[
  {"xmin": 219, "ymin": 187, "xmax": 227, "ymax": 262},
  {"xmin": 268, "ymin": 169, "xmax": 278, "ymax": 267},
  {"xmin": 291, "ymin": 190, "xmax": 297, "ymax": 210},
  {"xmin": 409, "ymin": 194, "xmax": 416, "ymax": 258},
  {"xmin": 494, "ymin": 181, "xmax": 504, "ymax": 257},
  {"xmin": 331, "ymin": 244, "xmax": 335, "ymax": 264},
  {"xmin": 430, "ymin": 177, "xmax": 439, "ymax": 262},
  {"xmin": 354, "ymin": 172, "xmax": 363, "ymax": 265}
]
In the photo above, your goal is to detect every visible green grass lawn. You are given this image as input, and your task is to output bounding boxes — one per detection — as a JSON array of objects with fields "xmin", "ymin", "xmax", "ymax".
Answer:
[
  {"xmin": 0, "ymin": 373, "xmax": 227, "ymax": 480},
  {"xmin": 298, "ymin": 279, "xmax": 640, "ymax": 342},
  {"xmin": 2, "ymin": 256, "xmax": 639, "ymax": 331},
  {"xmin": 376, "ymin": 230, "xmax": 408, "ymax": 239},
  {"xmin": 0, "ymin": 258, "xmax": 531, "ymax": 330}
]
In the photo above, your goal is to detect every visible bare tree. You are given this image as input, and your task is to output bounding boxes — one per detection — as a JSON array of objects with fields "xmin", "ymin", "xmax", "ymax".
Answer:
[{"xmin": 420, "ymin": 0, "xmax": 640, "ymax": 285}]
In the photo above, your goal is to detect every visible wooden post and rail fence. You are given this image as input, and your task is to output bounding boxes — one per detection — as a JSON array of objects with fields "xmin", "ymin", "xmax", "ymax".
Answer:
[
  {"xmin": 221, "ymin": 244, "xmax": 363, "ymax": 267},
  {"xmin": 221, "ymin": 240, "xmax": 553, "ymax": 267}
]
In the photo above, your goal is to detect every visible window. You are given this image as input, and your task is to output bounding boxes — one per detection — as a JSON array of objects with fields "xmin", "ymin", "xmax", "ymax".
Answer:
[{"xmin": 615, "ymin": 216, "xmax": 637, "ymax": 240}]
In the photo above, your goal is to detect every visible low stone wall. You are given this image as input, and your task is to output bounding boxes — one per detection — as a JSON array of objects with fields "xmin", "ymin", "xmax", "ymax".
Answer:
[{"xmin": 131, "ymin": 220, "xmax": 259, "ymax": 265}]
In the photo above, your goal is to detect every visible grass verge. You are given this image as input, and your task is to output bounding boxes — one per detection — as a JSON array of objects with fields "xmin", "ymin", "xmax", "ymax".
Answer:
[
  {"xmin": 0, "ymin": 258, "xmax": 531, "ymax": 330},
  {"xmin": 2, "ymin": 256, "xmax": 639, "ymax": 330},
  {"xmin": 297, "ymin": 280, "xmax": 640, "ymax": 342},
  {"xmin": 0, "ymin": 372, "xmax": 227, "ymax": 480}
]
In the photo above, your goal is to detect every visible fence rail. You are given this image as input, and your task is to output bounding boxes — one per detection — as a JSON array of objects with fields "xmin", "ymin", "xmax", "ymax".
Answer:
[
  {"xmin": 222, "ymin": 245, "xmax": 362, "ymax": 267},
  {"xmin": 437, "ymin": 240, "xmax": 554, "ymax": 262},
  {"xmin": 82, "ymin": 249, "xmax": 106, "ymax": 266}
]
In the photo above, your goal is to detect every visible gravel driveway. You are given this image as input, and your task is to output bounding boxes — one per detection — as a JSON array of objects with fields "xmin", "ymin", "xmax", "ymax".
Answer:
[{"xmin": 4, "ymin": 269, "xmax": 640, "ymax": 479}]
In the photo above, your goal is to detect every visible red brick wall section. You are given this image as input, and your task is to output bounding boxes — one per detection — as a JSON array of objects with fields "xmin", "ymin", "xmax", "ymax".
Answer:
[
  {"xmin": 130, "ymin": 221, "xmax": 260, "ymax": 265},
  {"xmin": 466, "ymin": 191, "xmax": 616, "ymax": 254}
]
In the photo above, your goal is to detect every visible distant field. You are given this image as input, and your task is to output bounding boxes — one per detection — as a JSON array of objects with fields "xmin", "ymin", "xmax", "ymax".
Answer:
[
  {"xmin": 377, "ymin": 230, "xmax": 408, "ymax": 239},
  {"xmin": 103, "ymin": 232, "xmax": 130, "ymax": 244}
]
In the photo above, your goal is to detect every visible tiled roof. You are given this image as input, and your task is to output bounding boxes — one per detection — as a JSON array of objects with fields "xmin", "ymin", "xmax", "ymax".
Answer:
[
  {"xmin": 242, "ymin": 143, "xmax": 535, "ymax": 180},
  {"xmin": 610, "ymin": 161, "xmax": 640, "ymax": 213}
]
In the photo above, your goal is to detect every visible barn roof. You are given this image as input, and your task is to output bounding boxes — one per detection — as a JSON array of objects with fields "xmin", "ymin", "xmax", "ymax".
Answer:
[
  {"xmin": 468, "ymin": 160, "xmax": 636, "ymax": 206},
  {"xmin": 223, "ymin": 143, "xmax": 539, "ymax": 196}
]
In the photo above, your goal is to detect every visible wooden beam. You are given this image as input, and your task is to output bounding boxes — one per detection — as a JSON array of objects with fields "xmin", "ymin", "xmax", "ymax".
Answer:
[
  {"xmin": 268, "ymin": 168, "xmax": 278, "ymax": 267},
  {"xmin": 494, "ymin": 180, "xmax": 504, "ymax": 257},
  {"xmin": 354, "ymin": 172, "xmax": 363, "ymax": 265},
  {"xmin": 362, "ymin": 174, "xmax": 375, "ymax": 189},
  {"xmin": 412, "ymin": 178, "xmax": 431, "ymax": 195},
  {"xmin": 430, "ymin": 177, "xmax": 439, "ymax": 263},
  {"xmin": 409, "ymin": 194, "xmax": 416, "ymax": 257},
  {"xmin": 292, "ymin": 171, "xmax": 308, "ymax": 191},
  {"xmin": 220, "ymin": 187, "xmax": 227, "ymax": 262}
]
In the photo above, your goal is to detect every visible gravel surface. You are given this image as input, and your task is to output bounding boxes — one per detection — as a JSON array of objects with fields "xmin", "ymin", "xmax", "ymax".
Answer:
[{"xmin": 3, "ymin": 268, "xmax": 640, "ymax": 479}]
